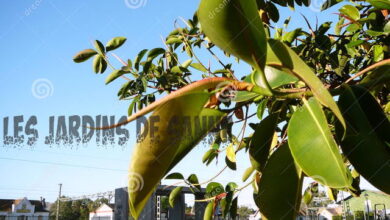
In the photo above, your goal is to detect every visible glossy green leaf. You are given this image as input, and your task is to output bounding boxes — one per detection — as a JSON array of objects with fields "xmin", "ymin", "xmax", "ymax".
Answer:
[
  {"xmin": 147, "ymin": 48, "xmax": 165, "ymax": 60},
  {"xmin": 128, "ymin": 96, "xmax": 139, "ymax": 116},
  {"xmin": 303, "ymin": 187, "xmax": 313, "ymax": 204},
  {"xmin": 266, "ymin": 39, "xmax": 346, "ymax": 129},
  {"xmin": 93, "ymin": 40, "xmax": 105, "ymax": 55},
  {"xmin": 327, "ymin": 187, "xmax": 338, "ymax": 201},
  {"xmin": 169, "ymin": 186, "xmax": 183, "ymax": 208},
  {"xmin": 257, "ymin": 66, "xmax": 299, "ymax": 88},
  {"xmin": 337, "ymin": 85, "xmax": 390, "ymax": 194},
  {"xmin": 282, "ymin": 28, "xmax": 302, "ymax": 45},
  {"xmin": 256, "ymin": 99, "xmax": 267, "ymax": 120},
  {"xmin": 106, "ymin": 37, "xmax": 127, "ymax": 51},
  {"xmin": 92, "ymin": 55, "xmax": 107, "ymax": 74},
  {"xmin": 187, "ymin": 174, "xmax": 201, "ymax": 191},
  {"xmin": 249, "ymin": 113, "xmax": 279, "ymax": 171},
  {"xmin": 367, "ymin": 0, "xmax": 390, "ymax": 9},
  {"xmin": 134, "ymin": 49, "xmax": 148, "ymax": 71},
  {"xmin": 206, "ymin": 182, "xmax": 224, "ymax": 198},
  {"xmin": 232, "ymin": 91, "xmax": 260, "ymax": 102},
  {"xmin": 128, "ymin": 92, "xmax": 225, "ymax": 219},
  {"xmin": 339, "ymin": 5, "xmax": 360, "ymax": 21},
  {"xmin": 181, "ymin": 59, "xmax": 192, "ymax": 68},
  {"xmin": 255, "ymin": 144, "xmax": 303, "ymax": 219},
  {"xmin": 198, "ymin": 0, "xmax": 268, "ymax": 69},
  {"xmin": 73, "ymin": 49, "xmax": 97, "ymax": 63},
  {"xmin": 372, "ymin": 45, "xmax": 384, "ymax": 62},
  {"xmin": 165, "ymin": 172, "xmax": 184, "ymax": 180},
  {"xmin": 288, "ymin": 98, "xmax": 352, "ymax": 188},
  {"xmin": 242, "ymin": 166, "xmax": 255, "ymax": 182},
  {"xmin": 321, "ymin": 0, "xmax": 343, "ymax": 11},
  {"xmin": 105, "ymin": 70, "xmax": 126, "ymax": 85},
  {"xmin": 226, "ymin": 144, "xmax": 236, "ymax": 163},
  {"xmin": 190, "ymin": 63, "xmax": 208, "ymax": 73},
  {"xmin": 203, "ymin": 202, "xmax": 213, "ymax": 220}
]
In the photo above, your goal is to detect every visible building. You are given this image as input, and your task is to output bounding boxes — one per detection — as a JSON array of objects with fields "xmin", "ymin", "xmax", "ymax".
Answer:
[
  {"xmin": 341, "ymin": 190, "xmax": 390, "ymax": 218},
  {"xmin": 0, "ymin": 197, "xmax": 49, "ymax": 220},
  {"xmin": 89, "ymin": 204, "xmax": 115, "ymax": 220},
  {"xmin": 317, "ymin": 207, "xmax": 343, "ymax": 220}
]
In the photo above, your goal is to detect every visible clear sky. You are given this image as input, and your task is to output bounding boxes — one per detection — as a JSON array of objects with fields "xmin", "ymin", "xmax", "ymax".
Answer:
[{"xmin": 0, "ymin": 0, "xmax": 377, "ymax": 208}]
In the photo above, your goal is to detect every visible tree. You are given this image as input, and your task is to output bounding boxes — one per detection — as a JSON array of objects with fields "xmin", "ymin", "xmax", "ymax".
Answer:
[
  {"xmin": 237, "ymin": 206, "xmax": 255, "ymax": 219},
  {"xmin": 49, "ymin": 197, "xmax": 108, "ymax": 220},
  {"xmin": 73, "ymin": 0, "xmax": 390, "ymax": 219}
]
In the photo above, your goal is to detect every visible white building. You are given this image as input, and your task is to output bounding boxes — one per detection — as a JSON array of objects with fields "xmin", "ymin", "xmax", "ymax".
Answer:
[
  {"xmin": 0, "ymin": 197, "xmax": 49, "ymax": 220},
  {"xmin": 317, "ymin": 207, "xmax": 343, "ymax": 220},
  {"xmin": 89, "ymin": 204, "xmax": 115, "ymax": 220}
]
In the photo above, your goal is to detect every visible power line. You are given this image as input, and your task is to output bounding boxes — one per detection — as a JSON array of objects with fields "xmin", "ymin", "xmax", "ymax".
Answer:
[{"xmin": 0, "ymin": 157, "xmax": 127, "ymax": 172}]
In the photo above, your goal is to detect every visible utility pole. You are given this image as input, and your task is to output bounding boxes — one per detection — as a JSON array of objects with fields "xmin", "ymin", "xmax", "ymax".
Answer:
[{"xmin": 56, "ymin": 183, "xmax": 62, "ymax": 220}]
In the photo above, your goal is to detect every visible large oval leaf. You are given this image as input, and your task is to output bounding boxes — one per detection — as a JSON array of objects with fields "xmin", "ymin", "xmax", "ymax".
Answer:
[
  {"xmin": 198, "ymin": 0, "xmax": 267, "ymax": 69},
  {"xmin": 337, "ymin": 86, "xmax": 390, "ymax": 194},
  {"xmin": 128, "ymin": 92, "xmax": 225, "ymax": 219},
  {"xmin": 267, "ymin": 39, "xmax": 346, "ymax": 129},
  {"xmin": 255, "ymin": 144, "xmax": 303, "ymax": 219},
  {"xmin": 249, "ymin": 113, "xmax": 279, "ymax": 171},
  {"xmin": 288, "ymin": 98, "xmax": 352, "ymax": 188}
]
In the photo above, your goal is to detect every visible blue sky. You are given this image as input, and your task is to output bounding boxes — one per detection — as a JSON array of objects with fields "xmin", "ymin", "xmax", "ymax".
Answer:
[{"xmin": 0, "ymin": 0, "xmax": 377, "ymax": 207}]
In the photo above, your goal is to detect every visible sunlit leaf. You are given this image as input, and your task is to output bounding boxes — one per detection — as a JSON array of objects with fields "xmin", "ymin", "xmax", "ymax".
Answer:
[
  {"xmin": 266, "ymin": 39, "xmax": 346, "ymax": 129},
  {"xmin": 106, "ymin": 37, "xmax": 127, "ymax": 51},
  {"xmin": 169, "ymin": 186, "xmax": 183, "ymax": 208},
  {"xmin": 288, "ymin": 98, "xmax": 352, "ymax": 188},
  {"xmin": 128, "ymin": 92, "xmax": 225, "ymax": 219},
  {"xmin": 73, "ymin": 49, "xmax": 97, "ymax": 63}
]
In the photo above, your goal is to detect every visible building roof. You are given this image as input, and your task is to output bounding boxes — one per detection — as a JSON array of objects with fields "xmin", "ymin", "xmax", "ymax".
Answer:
[
  {"xmin": 0, "ymin": 199, "xmax": 48, "ymax": 213},
  {"xmin": 318, "ymin": 207, "xmax": 343, "ymax": 216}
]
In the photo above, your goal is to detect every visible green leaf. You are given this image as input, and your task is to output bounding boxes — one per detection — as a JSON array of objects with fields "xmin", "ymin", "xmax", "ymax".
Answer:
[
  {"xmin": 232, "ymin": 91, "xmax": 260, "ymax": 102},
  {"xmin": 206, "ymin": 182, "xmax": 224, "ymax": 198},
  {"xmin": 242, "ymin": 166, "xmax": 255, "ymax": 182},
  {"xmin": 256, "ymin": 99, "xmax": 267, "ymax": 120},
  {"xmin": 367, "ymin": 0, "xmax": 390, "ymax": 9},
  {"xmin": 303, "ymin": 187, "xmax": 313, "ymax": 204},
  {"xmin": 321, "ymin": 0, "xmax": 343, "ymax": 11},
  {"xmin": 230, "ymin": 197, "xmax": 238, "ymax": 219},
  {"xmin": 134, "ymin": 49, "xmax": 148, "ymax": 71},
  {"xmin": 128, "ymin": 92, "xmax": 225, "ymax": 219},
  {"xmin": 166, "ymin": 37, "xmax": 183, "ymax": 44},
  {"xmin": 337, "ymin": 85, "xmax": 390, "ymax": 194},
  {"xmin": 106, "ymin": 37, "xmax": 127, "ymax": 51},
  {"xmin": 266, "ymin": 39, "xmax": 346, "ymax": 129},
  {"xmin": 282, "ymin": 28, "xmax": 302, "ymax": 45},
  {"xmin": 105, "ymin": 70, "xmax": 126, "ymax": 84},
  {"xmin": 288, "ymin": 98, "xmax": 352, "ymax": 188},
  {"xmin": 266, "ymin": 2, "xmax": 280, "ymax": 22},
  {"xmin": 187, "ymin": 174, "xmax": 201, "ymax": 191},
  {"xmin": 169, "ymin": 186, "xmax": 183, "ymax": 208},
  {"xmin": 226, "ymin": 144, "xmax": 236, "ymax": 163},
  {"xmin": 128, "ymin": 96, "xmax": 139, "ymax": 116},
  {"xmin": 255, "ymin": 144, "xmax": 303, "ymax": 219},
  {"xmin": 147, "ymin": 48, "xmax": 165, "ymax": 60},
  {"xmin": 73, "ymin": 49, "xmax": 97, "ymax": 63},
  {"xmin": 327, "ymin": 187, "xmax": 338, "ymax": 201},
  {"xmin": 198, "ymin": 0, "xmax": 268, "ymax": 69},
  {"xmin": 92, "ymin": 55, "xmax": 107, "ymax": 74},
  {"xmin": 339, "ymin": 5, "xmax": 360, "ymax": 21},
  {"xmin": 255, "ymin": 66, "xmax": 298, "ymax": 89},
  {"xmin": 93, "ymin": 40, "xmax": 105, "ymax": 55},
  {"xmin": 249, "ymin": 113, "xmax": 279, "ymax": 171},
  {"xmin": 190, "ymin": 63, "xmax": 208, "ymax": 73},
  {"xmin": 181, "ymin": 59, "xmax": 193, "ymax": 68},
  {"xmin": 372, "ymin": 45, "xmax": 384, "ymax": 62},
  {"xmin": 165, "ymin": 172, "xmax": 184, "ymax": 180},
  {"xmin": 203, "ymin": 202, "xmax": 213, "ymax": 220}
]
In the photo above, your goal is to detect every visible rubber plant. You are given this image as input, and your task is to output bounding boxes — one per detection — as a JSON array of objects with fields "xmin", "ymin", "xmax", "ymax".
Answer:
[{"xmin": 74, "ymin": 0, "xmax": 390, "ymax": 219}]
